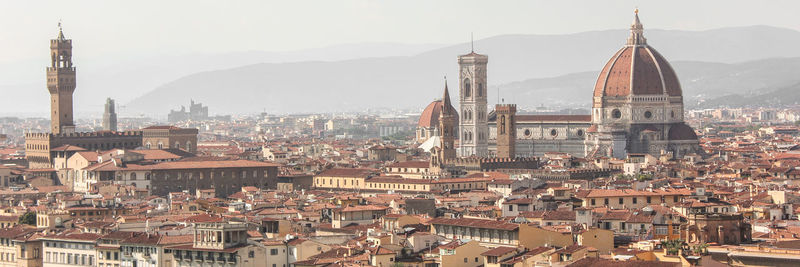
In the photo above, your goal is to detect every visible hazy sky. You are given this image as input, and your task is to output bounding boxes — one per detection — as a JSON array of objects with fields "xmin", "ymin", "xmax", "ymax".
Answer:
[{"xmin": 1, "ymin": 0, "xmax": 799, "ymax": 64}]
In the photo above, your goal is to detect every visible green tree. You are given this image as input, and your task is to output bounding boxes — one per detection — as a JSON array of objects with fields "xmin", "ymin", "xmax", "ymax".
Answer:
[
  {"xmin": 18, "ymin": 212, "xmax": 36, "ymax": 226},
  {"xmin": 692, "ymin": 243, "xmax": 709, "ymax": 255},
  {"xmin": 663, "ymin": 239, "xmax": 684, "ymax": 256}
]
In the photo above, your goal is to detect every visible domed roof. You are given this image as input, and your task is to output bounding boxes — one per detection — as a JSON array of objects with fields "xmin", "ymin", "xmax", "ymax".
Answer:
[
  {"xmin": 668, "ymin": 123, "xmax": 698, "ymax": 140},
  {"xmin": 418, "ymin": 100, "xmax": 445, "ymax": 128},
  {"xmin": 418, "ymin": 83, "xmax": 458, "ymax": 128},
  {"xmin": 593, "ymin": 11, "xmax": 682, "ymax": 98}
]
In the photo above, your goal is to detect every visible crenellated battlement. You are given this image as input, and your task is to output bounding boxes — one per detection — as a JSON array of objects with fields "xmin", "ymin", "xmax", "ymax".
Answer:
[
  {"xmin": 26, "ymin": 131, "xmax": 142, "ymax": 139},
  {"xmin": 446, "ymin": 156, "xmax": 540, "ymax": 172},
  {"xmin": 495, "ymin": 104, "xmax": 517, "ymax": 113},
  {"xmin": 447, "ymin": 156, "xmax": 538, "ymax": 165},
  {"xmin": 25, "ymin": 132, "xmax": 53, "ymax": 139}
]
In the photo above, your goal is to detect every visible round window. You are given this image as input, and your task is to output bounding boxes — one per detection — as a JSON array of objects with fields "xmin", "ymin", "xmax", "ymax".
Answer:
[
  {"xmin": 644, "ymin": 111, "xmax": 652, "ymax": 119},
  {"xmin": 612, "ymin": 109, "xmax": 621, "ymax": 119},
  {"xmin": 524, "ymin": 129, "xmax": 531, "ymax": 137},
  {"xmin": 550, "ymin": 129, "xmax": 558, "ymax": 137},
  {"xmin": 577, "ymin": 130, "xmax": 584, "ymax": 137}
]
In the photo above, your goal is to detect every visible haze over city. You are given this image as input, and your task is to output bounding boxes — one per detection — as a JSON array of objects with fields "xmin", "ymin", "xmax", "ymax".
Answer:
[
  {"xmin": 2, "ymin": 0, "xmax": 800, "ymax": 117},
  {"xmin": 1, "ymin": 2, "xmax": 800, "ymax": 267}
]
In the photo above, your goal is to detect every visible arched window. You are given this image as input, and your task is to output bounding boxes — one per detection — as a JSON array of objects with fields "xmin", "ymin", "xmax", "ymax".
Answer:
[
  {"xmin": 174, "ymin": 142, "xmax": 180, "ymax": 149},
  {"xmin": 186, "ymin": 141, "xmax": 192, "ymax": 151},
  {"xmin": 478, "ymin": 83, "xmax": 484, "ymax": 97},
  {"xmin": 130, "ymin": 173, "xmax": 137, "ymax": 181},
  {"xmin": 464, "ymin": 79, "xmax": 471, "ymax": 98},
  {"xmin": 500, "ymin": 115, "xmax": 506, "ymax": 134},
  {"xmin": 157, "ymin": 142, "xmax": 163, "ymax": 149}
]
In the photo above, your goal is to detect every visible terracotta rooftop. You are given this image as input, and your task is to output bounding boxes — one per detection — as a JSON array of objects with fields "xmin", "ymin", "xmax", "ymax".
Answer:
[{"xmin": 481, "ymin": 246, "xmax": 517, "ymax": 256}]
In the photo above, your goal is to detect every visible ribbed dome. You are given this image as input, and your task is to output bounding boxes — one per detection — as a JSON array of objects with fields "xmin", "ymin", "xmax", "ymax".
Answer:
[
  {"xmin": 418, "ymin": 100, "xmax": 460, "ymax": 128},
  {"xmin": 418, "ymin": 100, "xmax": 445, "ymax": 128},
  {"xmin": 593, "ymin": 12, "xmax": 682, "ymax": 98},
  {"xmin": 418, "ymin": 83, "xmax": 458, "ymax": 128}
]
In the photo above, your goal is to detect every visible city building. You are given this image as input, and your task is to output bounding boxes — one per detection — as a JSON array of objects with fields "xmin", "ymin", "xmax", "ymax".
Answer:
[
  {"xmin": 416, "ymin": 84, "xmax": 459, "ymax": 145},
  {"xmin": 47, "ymin": 24, "xmax": 76, "ymax": 135},
  {"xmin": 102, "ymin": 98, "xmax": 117, "ymax": 132},
  {"xmin": 168, "ymin": 100, "xmax": 209, "ymax": 123},
  {"xmin": 142, "ymin": 126, "xmax": 199, "ymax": 153},
  {"xmin": 167, "ymin": 222, "xmax": 264, "ymax": 267},
  {"xmin": 585, "ymin": 10, "xmax": 701, "ymax": 159},
  {"xmin": 458, "ymin": 50, "xmax": 489, "ymax": 157}
]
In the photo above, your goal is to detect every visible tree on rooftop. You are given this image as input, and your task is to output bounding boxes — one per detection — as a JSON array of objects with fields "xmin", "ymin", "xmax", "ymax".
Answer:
[
  {"xmin": 18, "ymin": 211, "xmax": 36, "ymax": 226},
  {"xmin": 663, "ymin": 238, "xmax": 684, "ymax": 256}
]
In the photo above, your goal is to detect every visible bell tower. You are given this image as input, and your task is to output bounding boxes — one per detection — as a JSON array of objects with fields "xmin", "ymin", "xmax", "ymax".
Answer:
[
  {"xmin": 47, "ymin": 23, "xmax": 76, "ymax": 134},
  {"xmin": 457, "ymin": 47, "xmax": 489, "ymax": 157},
  {"xmin": 495, "ymin": 104, "xmax": 516, "ymax": 158},
  {"xmin": 439, "ymin": 81, "xmax": 457, "ymax": 162}
]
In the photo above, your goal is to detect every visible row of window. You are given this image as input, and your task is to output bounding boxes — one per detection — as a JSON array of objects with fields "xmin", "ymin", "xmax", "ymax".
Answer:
[
  {"xmin": 99, "ymin": 251, "xmax": 120, "ymax": 260},
  {"xmin": 654, "ymin": 226, "xmax": 681, "ymax": 235},
  {"xmin": 520, "ymin": 129, "xmax": 585, "ymax": 138},
  {"xmin": 367, "ymin": 183, "xmax": 428, "ymax": 191},
  {"xmin": 462, "ymin": 79, "xmax": 485, "ymax": 98},
  {"xmin": 607, "ymin": 108, "xmax": 678, "ymax": 120},
  {"xmin": 45, "ymin": 251, "xmax": 94, "ymax": 266},
  {"xmin": 144, "ymin": 141, "xmax": 192, "ymax": 151},
  {"xmin": 317, "ymin": 178, "xmax": 360, "ymax": 186},
  {"xmin": 0, "ymin": 252, "xmax": 14, "ymax": 262},
  {"xmin": 163, "ymin": 170, "xmax": 263, "ymax": 180},
  {"xmin": 122, "ymin": 246, "xmax": 157, "ymax": 254},
  {"xmin": 45, "ymin": 242, "xmax": 92, "ymax": 250},
  {"xmin": 590, "ymin": 195, "xmax": 680, "ymax": 205}
]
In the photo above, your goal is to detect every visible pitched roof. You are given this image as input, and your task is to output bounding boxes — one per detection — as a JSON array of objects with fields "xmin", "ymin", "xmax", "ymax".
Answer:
[{"xmin": 481, "ymin": 246, "xmax": 517, "ymax": 256}]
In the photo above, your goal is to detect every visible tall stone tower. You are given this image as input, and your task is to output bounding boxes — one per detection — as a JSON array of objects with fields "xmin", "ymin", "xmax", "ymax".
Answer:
[
  {"xmin": 495, "ymin": 104, "xmax": 516, "ymax": 158},
  {"xmin": 457, "ymin": 49, "xmax": 489, "ymax": 157},
  {"xmin": 439, "ymin": 82, "xmax": 457, "ymax": 162},
  {"xmin": 103, "ymin": 98, "xmax": 118, "ymax": 132},
  {"xmin": 47, "ymin": 24, "xmax": 76, "ymax": 134}
]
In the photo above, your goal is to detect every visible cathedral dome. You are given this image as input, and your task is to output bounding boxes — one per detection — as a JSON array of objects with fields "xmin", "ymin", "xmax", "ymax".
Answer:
[
  {"xmin": 417, "ymin": 85, "xmax": 458, "ymax": 128},
  {"xmin": 418, "ymin": 98, "xmax": 458, "ymax": 128},
  {"xmin": 418, "ymin": 100, "xmax": 445, "ymax": 128},
  {"xmin": 593, "ymin": 11, "xmax": 682, "ymax": 99}
]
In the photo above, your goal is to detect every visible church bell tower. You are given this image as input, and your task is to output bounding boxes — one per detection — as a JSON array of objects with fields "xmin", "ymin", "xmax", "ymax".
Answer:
[
  {"xmin": 439, "ymin": 81, "xmax": 457, "ymax": 162},
  {"xmin": 495, "ymin": 104, "xmax": 516, "ymax": 158},
  {"xmin": 458, "ymin": 47, "xmax": 489, "ymax": 157},
  {"xmin": 47, "ymin": 23, "xmax": 76, "ymax": 134}
]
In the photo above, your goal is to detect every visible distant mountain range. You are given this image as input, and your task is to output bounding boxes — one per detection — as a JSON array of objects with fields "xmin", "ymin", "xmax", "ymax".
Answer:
[
  {"xmin": 4, "ymin": 26, "xmax": 800, "ymax": 116},
  {"xmin": 124, "ymin": 26, "xmax": 800, "ymax": 115},
  {"xmin": 499, "ymin": 57, "xmax": 800, "ymax": 109},
  {"xmin": 698, "ymin": 81, "xmax": 800, "ymax": 108}
]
